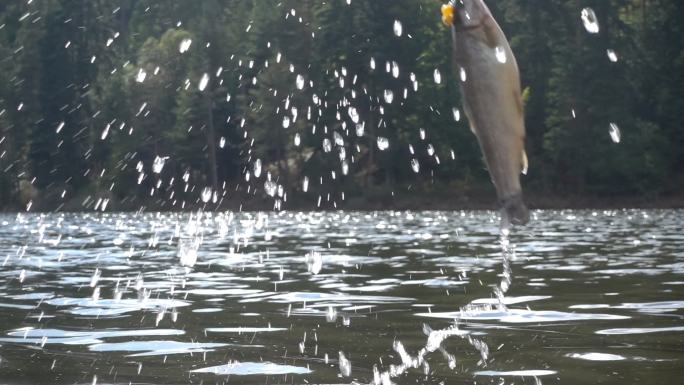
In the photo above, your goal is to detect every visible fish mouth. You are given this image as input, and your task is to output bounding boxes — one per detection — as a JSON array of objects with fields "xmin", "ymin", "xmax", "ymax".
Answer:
[{"xmin": 442, "ymin": 0, "xmax": 485, "ymax": 31}]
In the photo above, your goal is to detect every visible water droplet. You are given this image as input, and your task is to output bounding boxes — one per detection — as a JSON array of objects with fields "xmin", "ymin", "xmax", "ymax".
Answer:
[
  {"xmin": 201, "ymin": 187, "xmax": 212, "ymax": 203},
  {"xmin": 355, "ymin": 123, "xmax": 365, "ymax": 137},
  {"xmin": 334, "ymin": 132, "xmax": 344, "ymax": 146},
  {"xmin": 419, "ymin": 128, "xmax": 426, "ymax": 140},
  {"xmin": 609, "ymin": 123, "xmax": 621, "ymax": 143},
  {"xmin": 495, "ymin": 46, "xmax": 507, "ymax": 63},
  {"xmin": 296, "ymin": 74, "xmax": 305, "ymax": 90},
  {"xmin": 179, "ymin": 38, "xmax": 192, "ymax": 53},
  {"xmin": 427, "ymin": 144, "xmax": 435, "ymax": 156},
  {"xmin": 581, "ymin": 8, "xmax": 600, "ymax": 34},
  {"xmin": 348, "ymin": 107, "xmax": 360, "ymax": 124},
  {"xmin": 152, "ymin": 156, "xmax": 167, "ymax": 174},
  {"xmin": 100, "ymin": 124, "xmax": 110, "ymax": 140},
  {"xmin": 56, "ymin": 121, "xmax": 65, "ymax": 133},
  {"xmin": 254, "ymin": 159, "xmax": 262, "ymax": 178},
  {"xmin": 383, "ymin": 90, "xmax": 394, "ymax": 104},
  {"xmin": 219, "ymin": 137, "xmax": 226, "ymax": 148},
  {"xmin": 302, "ymin": 176, "xmax": 309, "ymax": 192},
  {"xmin": 452, "ymin": 108, "xmax": 461, "ymax": 122},
  {"xmin": 198, "ymin": 73, "xmax": 210, "ymax": 91},
  {"xmin": 393, "ymin": 20, "xmax": 403, "ymax": 37},
  {"xmin": 338, "ymin": 351, "xmax": 351, "ymax": 377},
  {"xmin": 411, "ymin": 159, "xmax": 420, "ymax": 173},
  {"xmin": 433, "ymin": 69, "xmax": 442, "ymax": 84},
  {"xmin": 323, "ymin": 138, "xmax": 332, "ymax": 153},
  {"xmin": 264, "ymin": 181, "xmax": 277, "ymax": 197},
  {"xmin": 370, "ymin": 57, "xmax": 376, "ymax": 70},
  {"xmin": 377, "ymin": 137, "xmax": 390, "ymax": 151},
  {"xmin": 306, "ymin": 251, "xmax": 323, "ymax": 274},
  {"xmin": 294, "ymin": 133, "xmax": 301, "ymax": 146},
  {"xmin": 135, "ymin": 68, "xmax": 147, "ymax": 83},
  {"xmin": 607, "ymin": 49, "xmax": 618, "ymax": 62},
  {"xmin": 460, "ymin": 67, "xmax": 467, "ymax": 82},
  {"xmin": 282, "ymin": 116, "xmax": 291, "ymax": 129}
]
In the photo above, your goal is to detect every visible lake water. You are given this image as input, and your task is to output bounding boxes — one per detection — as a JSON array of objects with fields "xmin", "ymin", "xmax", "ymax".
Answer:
[{"xmin": 0, "ymin": 210, "xmax": 682, "ymax": 384}]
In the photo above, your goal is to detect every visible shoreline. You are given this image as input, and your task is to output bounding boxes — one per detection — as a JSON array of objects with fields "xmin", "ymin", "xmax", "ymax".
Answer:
[{"xmin": 2, "ymin": 192, "xmax": 683, "ymax": 213}]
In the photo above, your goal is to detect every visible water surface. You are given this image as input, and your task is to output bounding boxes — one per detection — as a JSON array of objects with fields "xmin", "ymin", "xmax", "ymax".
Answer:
[{"xmin": 0, "ymin": 210, "xmax": 682, "ymax": 384}]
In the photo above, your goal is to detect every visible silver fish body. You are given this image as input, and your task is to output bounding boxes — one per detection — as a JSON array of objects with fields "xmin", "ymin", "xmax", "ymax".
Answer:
[{"xmin": 449, "ymin": 0, "xmax": 529, "ymax": 226}]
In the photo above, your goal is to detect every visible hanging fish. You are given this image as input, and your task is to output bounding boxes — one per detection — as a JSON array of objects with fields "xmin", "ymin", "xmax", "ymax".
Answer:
[{"xmin": 442, "ymin": 0, "xmax": 529, "ymax": 226}]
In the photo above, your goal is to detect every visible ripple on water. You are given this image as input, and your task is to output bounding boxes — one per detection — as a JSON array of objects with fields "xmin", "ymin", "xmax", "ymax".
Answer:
[
  {"xmin": 0, "ymin": 327, "xmax": 186, "ymax": 347},
  {"xmin": 191, "ymin": 362, "xmax": 312, "ymax": 375},
  {"xmin": 205, "ymin": 326, "xmax": 288, "ymax": 333},
  {"xmin": 89, "ymin": 340, "xmax": 231, "ymax": 356},
  {"xmin": 417, "ymin": 309, "xmax": 630, "ymax": 323},
  {"xmin": 567, "ymin": 352, "xmax": 626, "ymax": 361},
  {"xmin": 475, "ymin": 369, "xmax": 557, "ymax": 377},
  {"xmin": 44, "ymin": 297, "xmax": 191, "ymax": 317},
  {"xmin": 596, "ymin": 326, "xmax": 684, "ymax": 335},
  {"xmin": 262, "ymin": 291, "xmax": 415, "ymax": 304}
]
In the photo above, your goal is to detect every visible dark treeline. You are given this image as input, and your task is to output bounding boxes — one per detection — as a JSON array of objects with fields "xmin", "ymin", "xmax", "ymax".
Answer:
[{"xmin": 0, "ymin": 0, "xmax": 682, "ymax": 211}]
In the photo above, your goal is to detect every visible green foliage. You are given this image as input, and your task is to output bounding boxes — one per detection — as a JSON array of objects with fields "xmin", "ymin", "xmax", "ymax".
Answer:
[{"xmin": 0, "ymin": 0, "xmax": 682, "ymax": 210}]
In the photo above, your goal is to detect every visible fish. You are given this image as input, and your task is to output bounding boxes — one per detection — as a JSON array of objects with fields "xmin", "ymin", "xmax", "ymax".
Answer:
[{"xmin": 442, "ymin": 0, "xmax": 530, "ymax": 226}]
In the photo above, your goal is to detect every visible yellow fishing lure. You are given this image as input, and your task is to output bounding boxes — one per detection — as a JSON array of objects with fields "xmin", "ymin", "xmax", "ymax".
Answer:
[{"xmin": 441, "ymin": 2, "xmax": 455, "ymax": 26}]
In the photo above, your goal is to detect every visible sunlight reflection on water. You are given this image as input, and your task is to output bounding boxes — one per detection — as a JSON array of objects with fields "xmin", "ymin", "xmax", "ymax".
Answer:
[{"xmin": 0, "ymin": 210, "xmax": 683, "ymax": 384}]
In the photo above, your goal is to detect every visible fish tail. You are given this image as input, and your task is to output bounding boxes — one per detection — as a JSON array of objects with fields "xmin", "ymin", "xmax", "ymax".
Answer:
[{"xmin": 500, "ymin": 193, "xmax": 530, "ymax": 226}]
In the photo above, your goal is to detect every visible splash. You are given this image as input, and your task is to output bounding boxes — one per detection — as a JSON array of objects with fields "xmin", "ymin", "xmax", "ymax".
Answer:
[{"xmin": 374, "ymin": 229, "xmax": 517, "ymax": 383}]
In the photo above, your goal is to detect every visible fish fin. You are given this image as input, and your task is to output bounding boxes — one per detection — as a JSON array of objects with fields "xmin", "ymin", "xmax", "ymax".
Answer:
[
  {"xmin": 521, "ymin": 150, "xmax": 529, "ymax": 175},
  {"xmin": 522, "ymin": 86, "xmax": 531, "ymax": 107},
  {"xmin": 500, "ymin": 193, "xmax": 530, "ymax": 226}
]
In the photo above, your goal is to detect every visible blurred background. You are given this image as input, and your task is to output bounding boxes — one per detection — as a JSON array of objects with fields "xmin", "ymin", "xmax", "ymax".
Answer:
[{"xmin": 0, "ymin": 0, "xmax": 682, "ymax": 211}]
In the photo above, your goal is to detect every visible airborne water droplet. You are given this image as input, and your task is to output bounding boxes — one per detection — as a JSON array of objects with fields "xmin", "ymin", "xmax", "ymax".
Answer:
[
  {"xmin": 135, "ymin": 68, "xmax": 147, "ymax": 83},
  {"xmin": 264, "ymin": 181, "xmax": 277, "ymax": 197},
  {"xmin": 348, "ymin": 107, "xmax": 360, "ymax": 124},
  {"xmin": 433, "ymin": 69, "xmax": 442, "ymax": 84},
  {"xmin": 427, "ymin": 144, "xmax": 435, "ymax": 156},
  {"xmin": 383, "ymin": 90, "xmax": 394, "ymax": 104},
  {"xmin": 581, "ymin": 8, "xmax": 600, "ymax": 34},
  {"xmin": 294, "ymin": 133, "xmax": 301, "ymax": 146},
  {"xmin": 201, "ymin": 187, "xmax": 212, "ymax": 203},
  {"xmin": 393, "ymin": 20, "xmax": 403, "ymax": 37},
  {"xmin": 322, "ymin": 138, "xmax": 332, "ymax": 153},
  {"xmin": 609, "ymin": 123, "xmax": 621, "ymax": 143},
  {"xmin": 411, "ymin": 159, "xmax": 420, "ymax": 173},
  {"xmin": 296, "ymin": 74, "xmax": 305, "ymax": 90},
  {"xmin": 377, "ymin": 137, "xmax": 390, "ymax": 151},
  {"xmin": 254, "ymin": 159, "xmax": 262, "ymax": 178},
  {"xmin": 179, "ymin": 38, "xmax": 192, "ymax": 53},
  {"xmin": 198, "ymin": 73, "xmax": 209, "ymax": 91},
  {"xmin": 152, "ymin": 156, "xmax": 167, "ymax": 174},
  {"xmin": 452, "ymin": 108, "xmax": 461, "ymax": 122},
  {"xmin": 338, "ymin": 351, "xmax": 351, "ymax": 377},
  {"xmin": 607, "ymin": 49, "xmax": 618, "ymax": 62}
]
